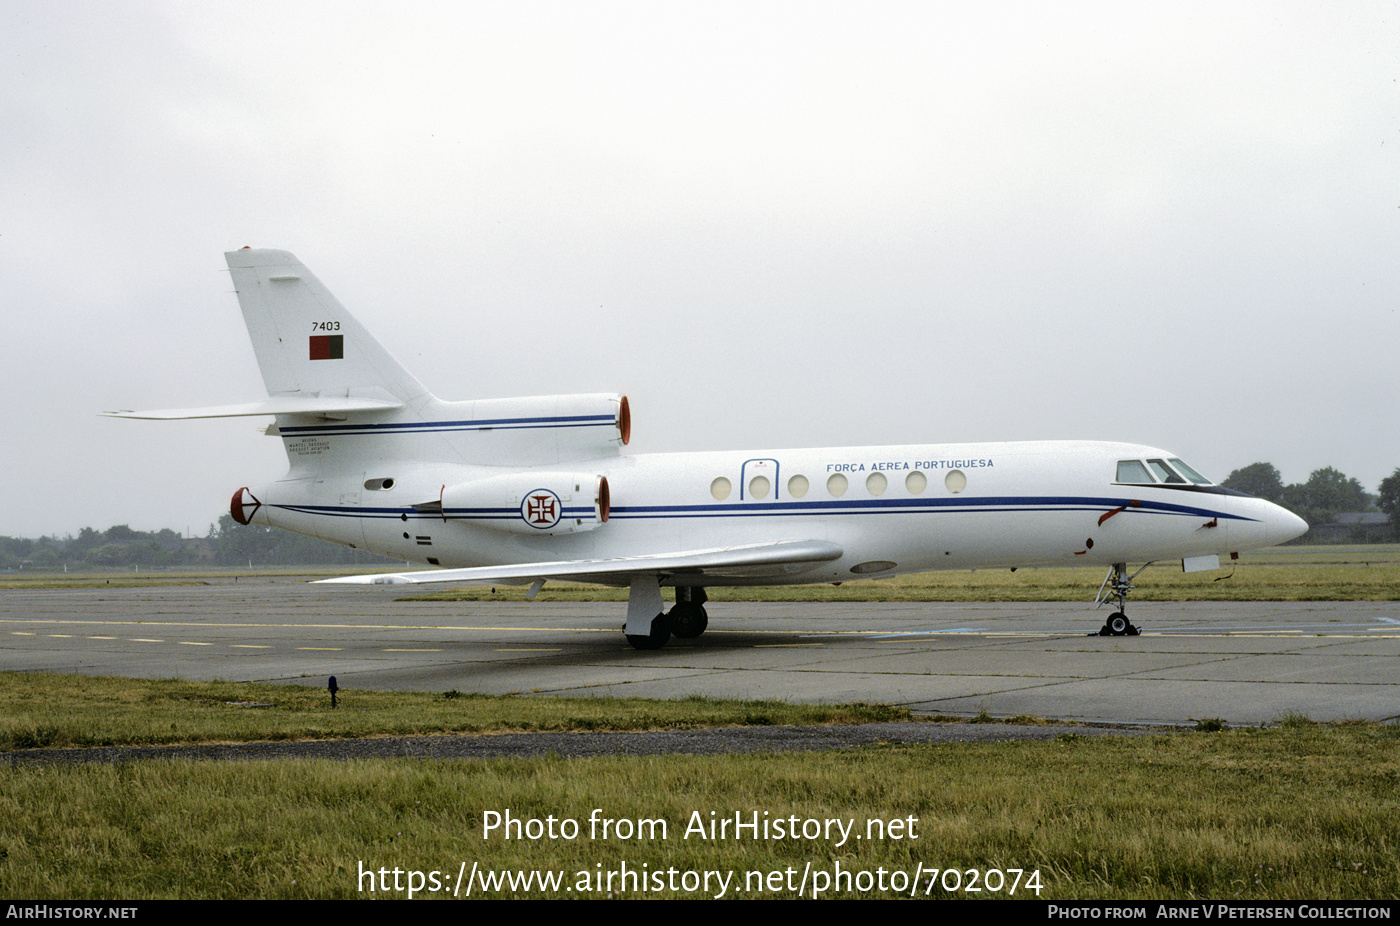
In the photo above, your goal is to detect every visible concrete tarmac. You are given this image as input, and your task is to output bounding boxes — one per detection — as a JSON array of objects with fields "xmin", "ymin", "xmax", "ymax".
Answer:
[{"xmin": 2, "ymin": 577, "xmax": 1397, "ymax": 726}]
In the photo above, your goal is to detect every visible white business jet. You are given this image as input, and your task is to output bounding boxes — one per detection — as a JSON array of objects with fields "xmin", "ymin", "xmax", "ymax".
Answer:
[{"xmin": 109, "ymin": 249, "xmax": 1307, "ymax": 648}]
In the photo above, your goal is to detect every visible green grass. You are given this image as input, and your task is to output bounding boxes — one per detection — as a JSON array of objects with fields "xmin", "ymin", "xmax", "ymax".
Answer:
[
  {"xmin": 2, "ymin": 673, "xmax": 1396, "ymax": 900},
  {"xmin": 1, "ymin": 724, "xmax": 1396, "ymax": 899},
  {"xmin": 0, "ymin": 672, "xmax": 908, "ymax": 751}
]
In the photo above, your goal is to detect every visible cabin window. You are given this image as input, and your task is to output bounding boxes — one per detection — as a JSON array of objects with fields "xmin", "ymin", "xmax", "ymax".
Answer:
[
  {"xmin": 710, "ymin": 477, "xmax": 731, "ymax": 500},
  {"xmin": 827, "ymin": 473, "xmax": 848, "ymax": 497},
  {"xmin": 866, "ymin": 472, "xmax": 887, "ymax": 496},
  {"xmin": 944, "ymin": 469, "xmax": 966, "ymax": 493},
  {"xmin": 787, "ymin": 474, "xmax": 809, "ymax": 498},
  {"xmin": 906, "ymin": 470, "xmax": 927, "ymax": 495},
  {"xmin": 748, "ymin": 475, "xmax": 771, "ymax": 500}
]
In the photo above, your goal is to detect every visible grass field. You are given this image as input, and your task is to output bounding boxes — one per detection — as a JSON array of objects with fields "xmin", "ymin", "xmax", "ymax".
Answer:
[
  {"xmin": 1, "ymin": 709, "xmax": 1395, "ymax": 900},
  {"xmin": 1, "ymin": 674, "xmax": 1398, "ymax": 900},
  {"xmin": 0, "ymin": 672, "xmax": 907, "ymax": 751}
]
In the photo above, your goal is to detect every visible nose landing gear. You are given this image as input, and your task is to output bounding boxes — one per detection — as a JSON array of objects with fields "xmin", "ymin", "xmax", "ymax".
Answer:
[{"xmin": 1095, "ymin": 562, "xmax": 1148, "ymax": 636}]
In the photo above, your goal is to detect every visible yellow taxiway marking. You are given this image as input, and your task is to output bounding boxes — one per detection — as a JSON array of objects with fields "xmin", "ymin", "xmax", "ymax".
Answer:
[
  {"xmin": 178, "ymin": 641, "xmax": 213, "ymax": 646},
  {"xmin": 297, "ymin": 647, "xmax": 343, "ymax": 651},
  {"xmin": 496, "ymin": 648, "xmax": 562, "ymax": 652},
  {"xmin": 131, "ymin": 638, "xmax": 164, "ymax": 643},
  {"xmin": 0, "ymin": 618, "xmax": 613, "ymax": 634},
  {"xmin": 230, "ymin": 644, "xmax": 271, "ymax": 649},
  {"xmin": 384, "ymin": 648, "xmax": 443, "ymax": 652},
  {"xmin": 88, "ymin": 635, "xmax": 117, "ymax": 640}
]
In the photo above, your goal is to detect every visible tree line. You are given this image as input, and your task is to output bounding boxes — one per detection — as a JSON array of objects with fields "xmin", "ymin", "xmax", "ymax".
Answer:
[
  {"xmin": 1221, "ymin": 463, "xmax": 1400, "ymax": 542},
  {"xmin": 1, "ymin": 516, "xmax": 398, "ymax": 572}
]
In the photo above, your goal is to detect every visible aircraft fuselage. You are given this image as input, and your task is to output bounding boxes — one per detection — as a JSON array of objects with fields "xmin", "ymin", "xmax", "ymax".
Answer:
[{"xmin": 241, "ymin": 438, "xmax": 1300, "ymax": 585}]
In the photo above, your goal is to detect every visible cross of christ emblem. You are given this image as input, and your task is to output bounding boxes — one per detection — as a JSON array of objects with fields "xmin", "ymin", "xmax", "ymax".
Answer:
[{"xmin": 524, "ymin": 492, "xmax": 560, "ymax": 527}]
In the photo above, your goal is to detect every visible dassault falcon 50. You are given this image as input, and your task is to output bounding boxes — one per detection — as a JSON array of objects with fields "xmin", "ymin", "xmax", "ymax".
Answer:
[{"xmin": 109, "ymin": 249, "xmax": 1308, "ymax": 648}]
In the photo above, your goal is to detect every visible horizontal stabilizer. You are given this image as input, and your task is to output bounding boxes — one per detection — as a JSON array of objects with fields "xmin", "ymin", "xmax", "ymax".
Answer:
[
  {"xmin": 103, "ymin": 396, "xmax": 404, "ymax": 420},
  {"xmin": 315, "ymin": 540, "xmax": 845, "ymax": 587}
]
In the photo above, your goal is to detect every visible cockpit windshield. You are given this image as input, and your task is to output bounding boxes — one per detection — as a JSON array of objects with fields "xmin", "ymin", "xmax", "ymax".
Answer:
[
  {"xmin": 1167, "ymin": 458, "xmax": 1210, "ymax": 485},
  {"xmin": 1146, "ymin": 459, "xmax": 1185, "ymax": 484},
  {"xmin": 1116, "ymin": 457, "xmax": 1213, "ymax": 486}
]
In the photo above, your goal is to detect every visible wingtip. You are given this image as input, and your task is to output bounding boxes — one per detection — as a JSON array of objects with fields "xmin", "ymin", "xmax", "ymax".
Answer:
[{"xmin": 314, "ymin": 573, "xmax": 415, "ymax": 586}]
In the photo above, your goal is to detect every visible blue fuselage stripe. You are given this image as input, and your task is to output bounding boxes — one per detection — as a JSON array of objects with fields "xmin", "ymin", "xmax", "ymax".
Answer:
[
  {"xmin": 278, "ymin": 414, "xmax": 616, "ymax": 437},
  {"xmin": 266, "ymin": 496, "xmax": 1256, "ymax": 523}
]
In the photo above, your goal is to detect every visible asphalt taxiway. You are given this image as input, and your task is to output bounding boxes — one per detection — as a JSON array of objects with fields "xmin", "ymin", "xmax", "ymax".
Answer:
[{"xmin": 2, "ymin": 577, "xmax": 1396, "ymax": 726}]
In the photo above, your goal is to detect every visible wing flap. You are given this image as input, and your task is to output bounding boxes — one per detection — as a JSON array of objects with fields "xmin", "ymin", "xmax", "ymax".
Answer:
[{"xmin": 315, "ymin": 540, "xmax": 845, "ymax": 587}]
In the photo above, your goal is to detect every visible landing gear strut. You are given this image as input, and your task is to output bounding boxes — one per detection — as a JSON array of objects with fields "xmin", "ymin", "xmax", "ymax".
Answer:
[
  {"xmin": 624, "ymin": 580, "xmax": 710, "ymax": 649},
  {"xmin": 1095, "ymin": 562, "xmax": 1148, "ymax": 636},
  {"xmin": 625, "ymin": 575, "xmax": 671, "ymax": 650},
  {"xmin": 669, "ymin": 587, "xmax": 709, "ymax": 639}
]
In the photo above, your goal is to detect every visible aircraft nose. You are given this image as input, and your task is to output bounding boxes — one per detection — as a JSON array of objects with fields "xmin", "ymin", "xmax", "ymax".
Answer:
[{"xmin": 1265, "ymin": 504, "xmax": 1309, "ymax": 546}]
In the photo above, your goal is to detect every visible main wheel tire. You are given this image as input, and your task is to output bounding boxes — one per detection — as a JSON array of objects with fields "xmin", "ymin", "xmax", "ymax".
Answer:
[
  {"xmin": 669, "ymin": 603, "xmax": 709, "ymax": 639},
  {"xmin": 626, "ymin": 613, "xmax": 671, "ymax": 650},
  {"xmin": 1107, "ymin": 612, "xmax": 1130, "ymax": 636}
]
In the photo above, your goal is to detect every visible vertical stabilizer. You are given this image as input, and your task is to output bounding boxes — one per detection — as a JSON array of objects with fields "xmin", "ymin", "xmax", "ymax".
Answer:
[{"xmin": 225, "ymin": 248, "xmax": 430, "ymax": 404}]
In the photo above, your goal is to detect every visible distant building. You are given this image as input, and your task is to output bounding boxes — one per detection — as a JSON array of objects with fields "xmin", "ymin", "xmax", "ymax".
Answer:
[
  {"xmin": 1307, "ymin": 512, "xmax": 1390, "ymax": 543},
  {"xmin": 182, "ymin": 537, "xmax": 217, "ymax": 562}
]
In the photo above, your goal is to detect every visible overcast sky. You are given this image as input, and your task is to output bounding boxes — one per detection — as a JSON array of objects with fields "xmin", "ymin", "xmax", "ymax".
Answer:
[{"xmin": 3, "ymin": 1, "xmax": 1397, "ymax": 538}]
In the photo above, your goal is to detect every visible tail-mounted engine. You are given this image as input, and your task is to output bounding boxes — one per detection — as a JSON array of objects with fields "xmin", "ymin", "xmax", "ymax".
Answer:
[
  {"xmin": 427, "ymin": 473, "xmax": 611, "ymax": 534},
  {"xmin": 449, "ymin": 393, "xmax": 630, "ymax": 465}
]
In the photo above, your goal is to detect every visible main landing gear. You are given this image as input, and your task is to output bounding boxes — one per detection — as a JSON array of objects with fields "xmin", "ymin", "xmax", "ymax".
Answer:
[
  {"xmin": 669, "ymin": 587, "xmax": 709, "ymax": 639},
  {"xmin": 624, "ymin": 578, "xmax": 709, "ymax": 650},
  {"xmin": 1095, "ymin": 562, "xmax": 1149, "ymax": 637}
]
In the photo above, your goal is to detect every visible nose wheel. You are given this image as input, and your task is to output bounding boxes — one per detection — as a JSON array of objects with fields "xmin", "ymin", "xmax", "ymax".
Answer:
[
  {"xmin": 1102, "ymin": 610, "xmax": 1138, "ymax": 636},
  {"xmin": 1095, "ymin": 562, "xmax": 1146, "ymax": 636}
]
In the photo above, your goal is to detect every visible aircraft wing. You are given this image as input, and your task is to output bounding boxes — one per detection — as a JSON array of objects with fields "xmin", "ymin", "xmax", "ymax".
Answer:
[{"xmin": 315, "ymin": 540, "xmax": 845, "ymax": 587}]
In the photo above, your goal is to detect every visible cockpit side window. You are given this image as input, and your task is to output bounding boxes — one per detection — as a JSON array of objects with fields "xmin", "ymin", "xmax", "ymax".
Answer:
[
  {"xmin": 1116, "ymin": 460, "xmax": 1152, "ymax": 484},
  {"xmin": 1146, "ymin": 459, "xmax": 1187, "ymax": 484},
  {"xmin": 1168, "ymin": 458, "xmax": 1212, "ymax": 485}
]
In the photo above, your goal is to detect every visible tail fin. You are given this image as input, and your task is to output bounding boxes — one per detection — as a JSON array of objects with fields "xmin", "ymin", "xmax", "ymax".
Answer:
[
  {"xmin": 106, "ymin": 248, "xmax": 627, "ymax": 467},
  {"xmin": 226, "ymin": 248, "xmax": 429, "ymax": 405}
]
